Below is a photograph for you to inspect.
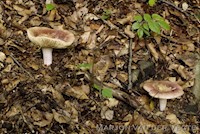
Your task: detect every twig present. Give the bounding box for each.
[10,53,34,79]
[159,0,200,24]
[128,38,133,90]
[159,0,188,16]
[20,110,35,133]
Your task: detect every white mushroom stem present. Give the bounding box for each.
[159,99,167,111]
[42,48,53,66]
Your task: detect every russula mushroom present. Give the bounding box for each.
[27,27,75,66]
[143,80,184,111]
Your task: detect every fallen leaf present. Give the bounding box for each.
[52,109,71,124]
[33,112,53,127]
[65,86,89,100]
[100,106,114,120]
[6,104,21,117]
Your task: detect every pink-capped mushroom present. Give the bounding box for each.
[27,27,75,66]
[143,80,184,111]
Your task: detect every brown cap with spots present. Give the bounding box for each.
[27,27,75,48]
[143,80,184,99]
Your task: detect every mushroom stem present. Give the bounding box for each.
[42,48,53,66]
[159,99,167,111]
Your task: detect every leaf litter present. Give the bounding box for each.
[0,0,200,133]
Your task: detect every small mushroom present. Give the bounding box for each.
[143,80,184,111]
[27,27,75,66]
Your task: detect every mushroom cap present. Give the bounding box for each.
[27,27,75,49]
[143,80,184,99]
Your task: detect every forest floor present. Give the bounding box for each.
[0,0,200,133]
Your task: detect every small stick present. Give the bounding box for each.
[128,38,133,90]
[159,0,187,15]
[10,53,34,79]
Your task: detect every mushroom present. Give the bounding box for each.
[27,27,75,66]
[143,80,184,111]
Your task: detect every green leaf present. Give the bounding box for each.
[137,28,144,38]
[102,88,113,98]
[148,20,160,34]
[144,14,152,22]
[46,4,55,11]
[142,22,149,31]
[143,29,150,36]
[77,63,92,70]
[134,15,143,22]
[152,14,164,21]
[132,22,141,30]
[148,0,157,6]
[158,20,170,30]
[93,84,101,91]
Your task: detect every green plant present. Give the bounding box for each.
[132,13,170,38]
[93,84,113,98]
[101,9,111,20]
[46,4,55,11]
[148,0,157,6]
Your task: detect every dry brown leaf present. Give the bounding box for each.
[33,112,53,127]
[0,52,6,62]
[64,101,78,123]
[116,71,128,83]
[27,62,39,70]
[52,109,71,124]
[87,33,97,49]
[93,55,112,81]
[133,112,156,134]
[105,98,119,108]
[100,106,114,120]
[81,31,91,44]
[5,79,20,92]
[51,87,65,106]
[147,43,159,61]
[124,25,135,38]
[6,104,21,117]
[166,113,190,134]
[30,108,43,122]
[116,12,134,25]
[168,64,190,79]
[81,84,90,95]
[136,95,154,111]
[65,86,89,100]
